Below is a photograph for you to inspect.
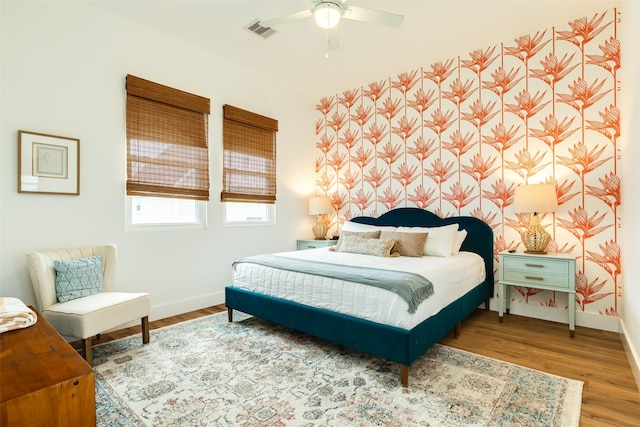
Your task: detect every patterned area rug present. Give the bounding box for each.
[94,312,582,426]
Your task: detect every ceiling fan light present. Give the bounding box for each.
[314,2,341,29]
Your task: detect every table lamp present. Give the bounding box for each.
[308,196,332,240]
[512,183,558,254]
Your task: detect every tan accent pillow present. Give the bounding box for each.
[336,235,396,257]
[331,230,381,252]
[380,231,428,257]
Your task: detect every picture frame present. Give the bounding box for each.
[18,130,80,195]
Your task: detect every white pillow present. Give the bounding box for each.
[397,223,459,257]
[341,221,396,233]
[452,229,468,254]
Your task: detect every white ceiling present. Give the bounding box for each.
[90,0,616,100]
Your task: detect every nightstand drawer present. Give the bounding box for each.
[502,269,570,289]
[503,257,569,275]
[297,239,337,250]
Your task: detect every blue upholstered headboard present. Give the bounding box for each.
[350,208,495,292]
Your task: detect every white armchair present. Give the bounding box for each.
[26,244,150,365]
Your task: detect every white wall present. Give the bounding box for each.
[0,1,317,320]
[620,0,640,390]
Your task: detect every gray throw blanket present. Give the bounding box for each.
[233,254,434,314]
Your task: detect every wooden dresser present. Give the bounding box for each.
[0,307,96,426]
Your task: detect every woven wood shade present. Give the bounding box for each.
[221,105,278,204]
[126,75,210,201]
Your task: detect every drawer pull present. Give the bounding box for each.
[308,245,317,249]
[525,275,544,281]
[525,263,544,268]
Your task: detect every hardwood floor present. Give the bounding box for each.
[89,305,640,426]
[440,310,640,426]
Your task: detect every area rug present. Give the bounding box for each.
[94,312,582,426]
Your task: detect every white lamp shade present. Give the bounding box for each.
[512,184,558,214]
[314,2,341,29]
[308,196,332,215]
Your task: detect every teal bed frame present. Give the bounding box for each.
[225,208,494,386]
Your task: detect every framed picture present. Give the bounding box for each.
[18,130,80,195]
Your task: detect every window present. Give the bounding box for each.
[221,105,278,225]
[224,202,273,225]
[127,196,206,228]
[125,75,210,228]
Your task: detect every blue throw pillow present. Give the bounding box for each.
[54,255,105,302]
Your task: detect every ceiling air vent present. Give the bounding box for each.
[247,20,276,39]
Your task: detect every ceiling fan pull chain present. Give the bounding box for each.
[325,30,329,59]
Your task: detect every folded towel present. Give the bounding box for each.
[0,297,37,334]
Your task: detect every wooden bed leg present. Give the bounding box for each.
[227,307,233,322]
[400,365,409,387]
[454,323,461,338]
[485,298,490,310]
[141,316,150,344]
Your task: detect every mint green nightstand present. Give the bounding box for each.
[498,251,577,337]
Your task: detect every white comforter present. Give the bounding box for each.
[232,248,485,330]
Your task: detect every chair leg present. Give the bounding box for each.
[141,316,150,344]
[82,338,93,366]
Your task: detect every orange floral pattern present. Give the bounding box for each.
[314,8,621,321]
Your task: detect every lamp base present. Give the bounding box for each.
[521,223,551,254]
[312,224,328,240]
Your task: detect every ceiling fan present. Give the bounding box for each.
[258,0,404,52]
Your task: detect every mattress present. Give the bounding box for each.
[231,247,485,330]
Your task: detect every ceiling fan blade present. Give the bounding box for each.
[342,5,404,27]
[260,9,313,28]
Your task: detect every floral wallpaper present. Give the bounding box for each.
[314,8,621,320]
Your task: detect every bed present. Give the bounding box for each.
[225,207,494,386]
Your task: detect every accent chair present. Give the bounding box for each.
[26,244,150,365]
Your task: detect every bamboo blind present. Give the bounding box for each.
[221,104,278,204]
[126,75,210,200]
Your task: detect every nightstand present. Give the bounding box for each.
[296,239,337,250]
[498,251,576,337]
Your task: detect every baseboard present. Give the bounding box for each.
[620,318,640,392]
[121,294,619,333]
[102,291,225,332]
[487,299,620,332]
[150,291,225,321]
